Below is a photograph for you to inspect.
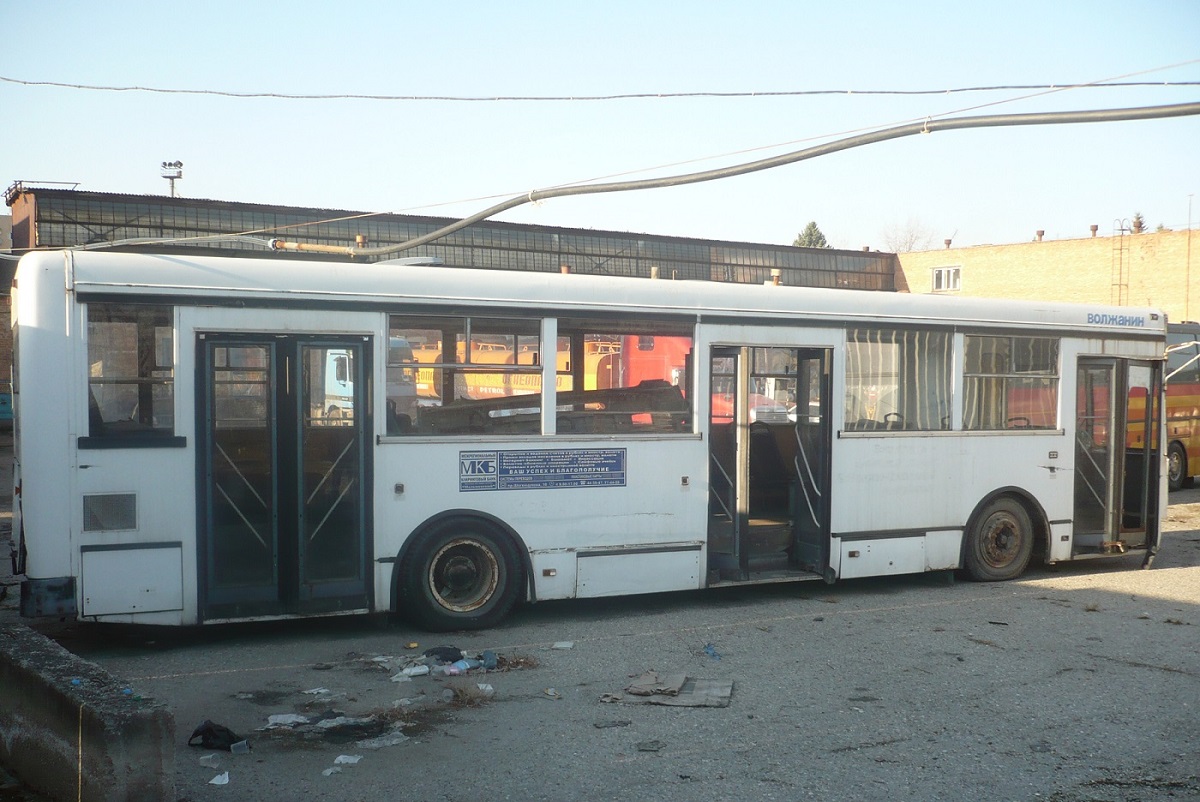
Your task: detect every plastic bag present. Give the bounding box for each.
[188,720,247,752]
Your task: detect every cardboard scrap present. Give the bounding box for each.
[600,670,733,708]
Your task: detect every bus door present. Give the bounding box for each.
[1073,357,1162,558]
[198,334,372,620]
[792,349,833,579]
[708,346,832,580]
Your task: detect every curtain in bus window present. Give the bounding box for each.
[387,315,542,436]
[86,303,174,437]
[963,336,1059,430]
[554,321,693,434]
[844,329,950,431]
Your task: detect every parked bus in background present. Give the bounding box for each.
[11,250,1167,631]
[1165,322,1200,490]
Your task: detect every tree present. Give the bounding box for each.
[882,217,935,253]
[1131,212,1147,234]
[793,221,831,249]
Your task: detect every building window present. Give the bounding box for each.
[963,336,1059,430]
[932,266,961,292]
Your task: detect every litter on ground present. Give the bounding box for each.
[600,670,733,708]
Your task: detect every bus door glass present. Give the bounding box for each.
[199,334,371,620]
[792,349,832,579]
[708,346,831,580]
[1073,358,1161,554]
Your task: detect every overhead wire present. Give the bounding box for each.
[10,61,1196,254]
[264,63,1200,237]
[2,76,1197,102]
[235,65,1200,242]
[269,101,1200,257]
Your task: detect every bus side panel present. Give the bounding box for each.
[73,448,196,624]
[374,438,708,605]
[830,432,1069,571]
[14,254,77,606]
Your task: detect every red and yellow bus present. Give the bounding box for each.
[1166,322,1200,490]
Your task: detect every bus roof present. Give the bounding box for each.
[21,249,1167,337]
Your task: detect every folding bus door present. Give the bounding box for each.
[198,334,372,620]
[1073,357,1162,558]
[707,346,832,581]
[791,349,833,580]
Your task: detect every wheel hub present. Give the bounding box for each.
[983,514,1021,566]
[428,538,500,613]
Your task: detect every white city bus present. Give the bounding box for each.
[11,250,1167,630]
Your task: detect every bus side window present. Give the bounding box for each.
[844,328,950,432]
[85,302,175,438]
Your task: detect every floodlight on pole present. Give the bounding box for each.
[160,160,183,197]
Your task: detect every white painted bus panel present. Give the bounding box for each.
[12,253,74,582]
[838,538,925,579]
[526,551,578,601]
[80,545,184,617]
[576,547,702,598]
[73,449,197,622]
[924,530,963,571]
[63,252,1165,337]
[375,437,707,597]
[1048,521,1075,562]
[831,433,1068,539]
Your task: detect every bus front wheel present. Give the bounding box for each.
[964,497,1033,582]
[400,519,522,631]
[1168,442,1189,491]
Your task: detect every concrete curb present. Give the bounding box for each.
[0,624,175,801]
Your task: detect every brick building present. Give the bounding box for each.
[897,228,1197,323]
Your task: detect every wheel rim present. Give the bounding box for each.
[1169,448,1183,484]
[980,510,1024,568]
[427,537,500,613]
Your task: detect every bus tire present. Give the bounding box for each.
[400,518,522,631]
[963,496,1033,582]
[1167,442,1188,491]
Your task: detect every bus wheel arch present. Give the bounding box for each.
[1167,441,1190,491]
[394,511,530,631]
[962,490,1045,581]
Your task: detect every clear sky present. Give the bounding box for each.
[2,1,1197,252]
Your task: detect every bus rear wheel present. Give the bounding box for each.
[1167,442,1189,491]
[400,519,522,631]
[964,497,1033,582]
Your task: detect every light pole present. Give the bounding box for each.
[160,160,183,197]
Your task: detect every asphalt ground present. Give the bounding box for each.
[1,439,1198,801]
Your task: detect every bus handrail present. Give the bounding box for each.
[793,425,821,527]
[709,452,734,521]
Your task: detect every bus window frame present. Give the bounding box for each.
[79,302,185,450]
